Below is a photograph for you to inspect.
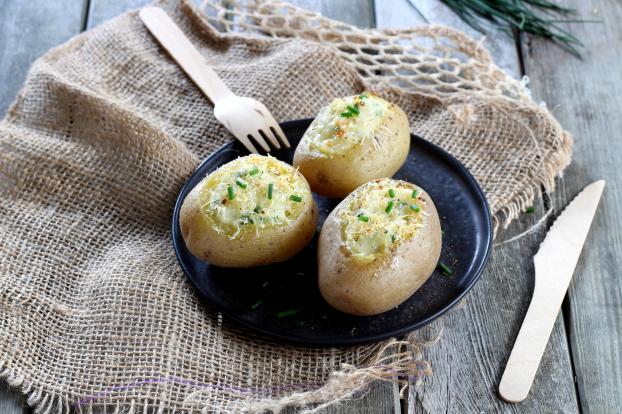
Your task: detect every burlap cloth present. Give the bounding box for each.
[0,0,572,412]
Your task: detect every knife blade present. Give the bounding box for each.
[498,180,605,403]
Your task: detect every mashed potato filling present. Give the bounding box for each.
[199,155,308,238]
[338,179,426,260]
[306,93,391,156]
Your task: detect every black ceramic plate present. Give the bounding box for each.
[172,119,492,346]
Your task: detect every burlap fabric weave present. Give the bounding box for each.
[0,0,572,412]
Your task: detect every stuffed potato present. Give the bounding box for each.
[180,155,318,267]
[318,178,441,315]
[293,92,410,198]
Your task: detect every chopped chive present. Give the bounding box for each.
[290,195,302,203]
[236,177,247,189]
[411,189,419,198]
[359,93,368,99]
[340,111,354,118]
[261,281,269,288]
[385,200,394,214]
[437,261,454,276]
[526,206,535,214]
[251,299,264,310]
[249,167,259,176]
[253,205,262,213]
[227,186,234,200]
[347,104,360,115]
[388,188,396,198]
[410,204,420,212]
[391,234,396,243]
[240,214,254,224]
[276,309,300,318]
[267,183,274,199]
[358,214,369,222]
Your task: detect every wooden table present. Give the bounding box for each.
[1,0,619,412]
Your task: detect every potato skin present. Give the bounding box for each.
[179,176,318,268]
[293,102,410,198]
[318,185,442,316]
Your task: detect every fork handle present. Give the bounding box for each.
[139,7,233,103]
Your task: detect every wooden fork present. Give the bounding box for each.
[139,7,290,154]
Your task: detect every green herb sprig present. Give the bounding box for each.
[409,0,597,56]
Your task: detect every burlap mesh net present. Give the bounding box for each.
[0,0,571,412]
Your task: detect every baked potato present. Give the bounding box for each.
[180,154,318,267]
[318,178,441,315]
[293,92,410,198]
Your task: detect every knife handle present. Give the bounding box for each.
[498,289,563,403]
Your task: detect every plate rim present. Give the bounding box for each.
[171,118,493,346]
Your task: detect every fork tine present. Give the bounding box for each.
[260,129,281,150]
[236,134,259,154]
[249,132,271,152]
[269,123,290,148]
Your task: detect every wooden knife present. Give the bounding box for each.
[499,180,606,403]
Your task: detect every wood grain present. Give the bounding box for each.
[0,0,85,116]
[522,0,622,412]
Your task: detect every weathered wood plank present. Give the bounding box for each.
[375,1,579,412]
[290,0,375,28]
[86,0,151,28]
[0,0,85,116]
[0,382,27,414]
[522,0,622,412]
[0,2,86,413]
[374,0,521,79]
[405,202,579,413]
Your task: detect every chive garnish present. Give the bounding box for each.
[359,93,368,99]
[388,188,395,198]
[253,205,262,213]
[267,183,274,199]
[227,186,234,200]
[236,177,247,189]
[358,214,369,222]
[411,189,419,198]
[347,104,360,115]
[410,204,420,212]
[391,234,396,243]
[385,200,394,214]
[290,195,302,202]
[276,309,299,318]
[526,206,535,214]
[437,261,454,276]
[249,167,259,176]
[340,111,354,118]
[251,299,264,310]
[261,281,269,288]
